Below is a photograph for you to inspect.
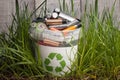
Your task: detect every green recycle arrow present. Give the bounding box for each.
[44,53,66,72]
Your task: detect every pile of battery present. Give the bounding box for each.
[29,8,81,47]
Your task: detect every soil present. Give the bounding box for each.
[0,75,96,80]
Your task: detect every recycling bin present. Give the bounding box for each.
[35,28,82,76]
[29,8,82,76]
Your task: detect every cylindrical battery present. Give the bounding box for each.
[62,23,82,31]
[43,39,60,47]
[46,22,63,25]
[45,18,66,23]
[48,19,80,29]
[48,24,68,29]
[67,19,80,26]
[52,12,59,18]
[45,18,67,26]
[54,8,76,21]
[58,12,75,21]
[29,22,48,41]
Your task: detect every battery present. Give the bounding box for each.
[54,8,76,21]
[29,22,48,41]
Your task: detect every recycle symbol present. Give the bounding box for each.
[44,53,66,72]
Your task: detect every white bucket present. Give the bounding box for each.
[33,25,82,76]
[37,44,78,76]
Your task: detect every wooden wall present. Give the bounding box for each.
[0,0,120,32]
[35,0,81,18]
[0,0,15,32]
[81,0,120,18]
[0,0,34,33]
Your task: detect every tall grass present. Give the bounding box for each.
[0,0,47,79]
[76,0,120,79]
[58,0,75,16]
[0,0,120,79]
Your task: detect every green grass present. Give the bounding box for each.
[58,0,75,16]
[0,0,120,79]
[0,0,46,79]
[76,0,120,79]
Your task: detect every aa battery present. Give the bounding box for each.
[29,22,48,41]
[67,19,80,26]
[62,23,82,31]
[49,19,80,29]
[54,8,76,21]
[52,12,59,18]
[49,27,59,31]
[45,18,66,23]
[45,18,67,25]
[48,24,68,29]
[43,39,60,47]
